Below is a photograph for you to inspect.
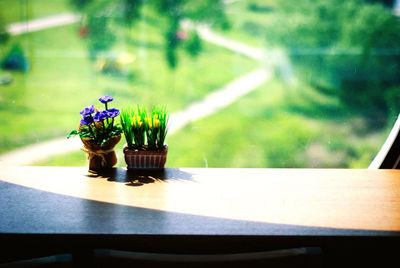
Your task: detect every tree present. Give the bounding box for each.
[77,0,142,60]
[69,0,93,10]
[268,0,400,124]
[72,0,228,69]
[366,0,396,7]
[1,44,29,72]
[145,0,229,68]
[0,14,9,45]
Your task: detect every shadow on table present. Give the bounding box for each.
[85,168,194,186]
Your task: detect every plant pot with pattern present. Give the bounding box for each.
[121,106,169,171]
[68,95,122,173]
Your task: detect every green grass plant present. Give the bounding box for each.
[146,106,168,150]
[120,107,135,149]
[121,105,169,150]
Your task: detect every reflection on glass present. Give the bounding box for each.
[0,0,399,168]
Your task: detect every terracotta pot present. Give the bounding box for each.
[81,135,121,172]
[123,145,168,170]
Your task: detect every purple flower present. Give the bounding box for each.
[99,95,113,104]
[93,110,109,122]
[80,116,94,125]
[80,105,94,116]
[107,108,120,118]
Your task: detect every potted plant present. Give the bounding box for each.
[120,106,169,170]
[68,95,122,172]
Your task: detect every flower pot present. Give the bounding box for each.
[123,145,168,170]
[81,135,121,172]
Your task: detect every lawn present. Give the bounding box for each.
[218,0,279,47]
[35,77,389,168]
[167,78,388,168]
[0,0,71,24]
[0,2,257,154]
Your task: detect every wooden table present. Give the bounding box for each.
[1,166,400,266]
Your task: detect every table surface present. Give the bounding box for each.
[1,166,400,237]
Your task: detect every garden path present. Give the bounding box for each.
[0,13,273,165]
[6,13,80,35]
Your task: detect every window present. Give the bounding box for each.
[0,0,399,168]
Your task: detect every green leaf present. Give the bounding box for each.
[67,130,79,139]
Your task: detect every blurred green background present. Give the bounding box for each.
[0,0,399,168]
